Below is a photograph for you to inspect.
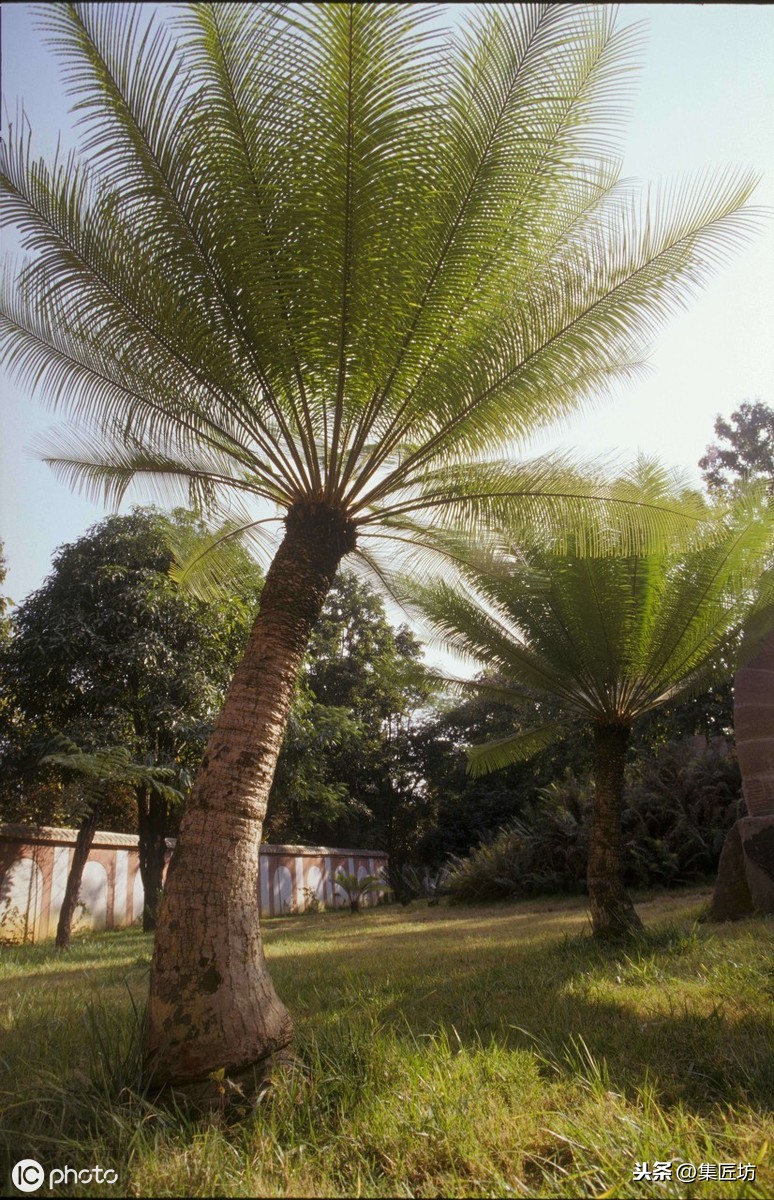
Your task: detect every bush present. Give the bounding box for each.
[622,737,743,887]
[445,739,743,903]
[388,863,451,906]
[445,777,591,903]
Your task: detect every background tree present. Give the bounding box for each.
[0,2,758,1088]
[267,573,434,852]
[0,509,261,928]
[0,542,11,645]
[40,739,181,949]
[410,685,593,866]
[409,471,774,937]
[699,400,774,495]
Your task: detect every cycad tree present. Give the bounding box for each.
[0,3,760,1087]
[409,472,774,937]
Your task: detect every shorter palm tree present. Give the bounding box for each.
[409,470,774,937]
[333,870,390,914]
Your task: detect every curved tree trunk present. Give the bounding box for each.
[56,807,99,950]
[137,784,169,933]
[143,503,356,1093]
[588,722,643,938]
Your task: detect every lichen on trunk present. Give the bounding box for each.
[143,503,356,1093]
[588,722,643,939]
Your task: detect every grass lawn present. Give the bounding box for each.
[1,889,772,1197]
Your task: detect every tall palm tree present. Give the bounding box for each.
[0,3,761,1088]
[408,470,774,938]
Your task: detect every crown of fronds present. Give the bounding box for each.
[0,3,763,594]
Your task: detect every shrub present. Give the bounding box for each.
[622,737,743,886]
[445,739,742,902]
[445,777,591,903]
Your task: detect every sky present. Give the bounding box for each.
[1,3,773,610]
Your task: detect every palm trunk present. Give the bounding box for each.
[588,722,643,938]
[137,784,168,933]
[56,807,99,950]
[144,503,356,1093]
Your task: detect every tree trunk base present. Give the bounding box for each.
[152,1047,307,1115]
[588,884,644,940]
[708,815,774,920]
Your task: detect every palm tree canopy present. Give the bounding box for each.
[0,2,762,583]
[405,467,774,775]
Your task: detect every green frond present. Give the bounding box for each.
[366,454,708,558]
[406,467,774,738]
[41,736,183,806]
[166,510,280,603]
[467,721,568,777]
[1,3,762,595]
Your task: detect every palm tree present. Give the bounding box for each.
[408,470,774,937]
[0,3,760,1087]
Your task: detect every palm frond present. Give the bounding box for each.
[467,721,568,777]
[166,510,281,602]
[365,454,708,558]
[0,3,763,610]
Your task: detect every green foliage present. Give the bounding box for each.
[0,3,761,585]
[0,508,260,826]
[333,869,390,913]
[445,777,592,903]
[623,739,743,887]
[409,687,594,865]
[699,400,774,495]
[387,862,451,906]
[445,739,742,901]
[408,466,774,776]
[0,540,11,644]
[40,736,183,816]
[266,572,435,849]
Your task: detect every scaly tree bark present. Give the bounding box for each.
[145,504,356,1088]
[588,724,643,938]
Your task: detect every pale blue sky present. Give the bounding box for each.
[1,3,773,607]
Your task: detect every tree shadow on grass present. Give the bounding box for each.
[270,913,774,1116]
[2,906,772,1150]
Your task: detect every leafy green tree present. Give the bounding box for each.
[410,472,774,937]
[699,401,774,495]
[268,573,433,849]
[0,3,758,1086]
[0,542,11,645]
[1,509,260,928]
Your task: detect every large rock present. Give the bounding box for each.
[709,636,774,920]
[709,816,774,920]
